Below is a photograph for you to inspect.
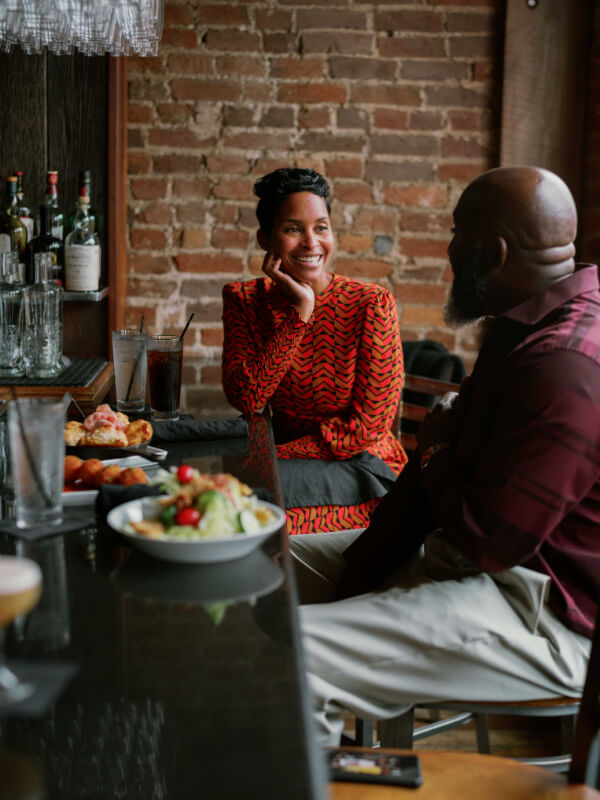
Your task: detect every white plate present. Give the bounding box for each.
[106,496,286,564]
[62,456,159,507]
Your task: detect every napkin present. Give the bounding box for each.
[151,417,248,443]
[278,452,397,507]
[95,483,163,518]
[0,511,95,542]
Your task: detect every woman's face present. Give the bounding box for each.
[265,192,335,285]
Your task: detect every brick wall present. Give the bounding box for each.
[126,0,504,419]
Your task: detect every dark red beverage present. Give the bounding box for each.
[147,338,183,420]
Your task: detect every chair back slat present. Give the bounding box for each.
[398,374,461,452]
[568,605,600,787]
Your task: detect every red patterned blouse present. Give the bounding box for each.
[222,274,407,532]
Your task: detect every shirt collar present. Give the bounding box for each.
[501,263,599,325]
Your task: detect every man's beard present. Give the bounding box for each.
[444,247,489,328]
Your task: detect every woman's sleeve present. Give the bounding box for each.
[221,283,309,415]
[277,288,404,460]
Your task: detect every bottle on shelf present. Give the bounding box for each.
[0,176,27,282]
[26,205,64,286]
[67,170,101,237]
[24,252,63,378]
[13,171,34,242]
[64,195,101,291]
[42,170,65,241]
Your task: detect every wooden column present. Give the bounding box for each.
[107,56,127,347]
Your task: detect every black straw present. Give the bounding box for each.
[125,318,146,403]
[9,388,54,509]
[179,313,194,342]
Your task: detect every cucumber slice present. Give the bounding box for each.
[238,509,261,533]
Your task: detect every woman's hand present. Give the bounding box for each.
[262,251,315,322]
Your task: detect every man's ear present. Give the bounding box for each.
[257,229,269,251]
[488,234,508,275]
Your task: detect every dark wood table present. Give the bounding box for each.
[0,411,328,799]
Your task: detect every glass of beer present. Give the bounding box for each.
[0,555,42,704]
[147,334,183,421]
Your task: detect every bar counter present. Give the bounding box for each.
[0,410,328,799]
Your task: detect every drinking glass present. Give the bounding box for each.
[7,397,65,529]
[112,328,147,413]
[0,555,42,704]
[147,335,183,421]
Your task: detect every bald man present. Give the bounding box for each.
[290,167,600,745]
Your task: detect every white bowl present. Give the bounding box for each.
[106,496,286,563]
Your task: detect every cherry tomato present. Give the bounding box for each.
[177,464,195,484]
[175,508,201,527]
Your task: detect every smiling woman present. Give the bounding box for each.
[221,168,407,535]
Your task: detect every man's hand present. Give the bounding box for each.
[416,390,459,452]
[262,251,315,322]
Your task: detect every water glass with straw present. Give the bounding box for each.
[112,317,147,414]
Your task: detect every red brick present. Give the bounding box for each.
[366,161,435,183]
[299,108,331,128]
[175,253,243,273]
[224,131,292,150]
[176,203,207,224]
[172,179,211,199]
[166,54,212,75]
[425,86,489,108]
[128,104,154,124]
[206,155,248,175]
[438,163,487,182]
[197,4,249,26]
[448,110,481,131]
[395,283,448,304]
[473,61,497,82]
[335,257,392,278]
[374,109,408,130]
[147,128,201,148]
[244,82,273,103]
[401,211,453,234]
[278,83,346,104]
[128,277,178,298]
[330,57,396,81]
[450,35,497,59]
[213,180,253,201]
[263,33,297,54]
[128,255,172,275]
[372,134,438,157]
[401,305,445,326]
[401,265,444,282]
[180,228,208,249]
[127,153,152,175]
[164,4,194,26]
[251,157,290,175]
[202,365,222,385]
[401,238,448,259]
[127,129,144,149]
[128,79,169,102]
[213,204,238,224]
[301,31,374,55]
[442,136,489,158]
[409,110,444,131]
[130,178,167,200]
[298,132,363,153]
[217,56,266,78]
[137,204,172,225]
[180,278,229,300]
[201,328,224,348]
[255,9,293,30]
[270,58,325,80]
[260,106,295,128]
[211,229,249,249]
[204,30,260,52]
[160,28,197,48]
[333,181,373,204]
[153,154,204,174]
[375,10,443,32]
[354,209,398,234]
[223,106,254,127]
[125,305,157,327]
[297,9,366,29]
[130,228,167,250]
[170,79,241,102]
[425,0,496,5]
[326,158,363,179]
[401,61,470,81]
[350,85,420,105]
[127,56,164,74]
[447,10,498,33]
[378,36,445,59]
[424,329,456,352]
[338,234,372,254]
[156,103,193,124]
[385,185,448,208]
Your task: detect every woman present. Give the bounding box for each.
[222,168,407,533]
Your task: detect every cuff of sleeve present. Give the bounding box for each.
[420,442,450,471]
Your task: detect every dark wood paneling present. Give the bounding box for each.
[500,0,593,206]
[0,49,46,211]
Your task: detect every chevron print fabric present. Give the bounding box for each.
[222,274,408,533]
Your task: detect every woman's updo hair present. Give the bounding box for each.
[254,168,331,234]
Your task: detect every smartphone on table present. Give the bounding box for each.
[327,747,423,787]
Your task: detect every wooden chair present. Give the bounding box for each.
[331,607,600,798]
[397,374,461,453]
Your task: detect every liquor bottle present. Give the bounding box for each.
[64,195,101,291]
[13,171,34,242]
[67,170,101,236]
[0,176,27,281]
[26,205,64,286]
[24,252,63,378]
[42,171,65,241]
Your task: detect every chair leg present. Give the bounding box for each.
[355,718,374,747]
[474,713,491,754]
[379,708,415,749]
[560,714,577,753]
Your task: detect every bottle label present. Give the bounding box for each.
[65,244,101,291]
[52,222,63,240]
[18,216,34,242]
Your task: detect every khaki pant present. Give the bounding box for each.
[290,530,591,746]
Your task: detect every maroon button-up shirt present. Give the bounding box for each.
[346,265,600,638]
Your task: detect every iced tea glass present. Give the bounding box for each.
[147,335,183,421]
